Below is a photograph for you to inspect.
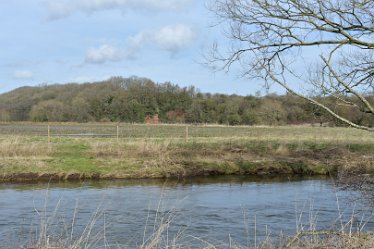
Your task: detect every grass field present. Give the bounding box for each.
[0,123,373,181]
[1,122,374,142]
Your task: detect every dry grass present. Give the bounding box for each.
[19,205,374,249]
[0,124,373,180]
[11,182,374,249]
[0,135,55,158]
[22,230,374,249]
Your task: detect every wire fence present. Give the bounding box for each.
[0,122,372,144]
[0,123,255,138]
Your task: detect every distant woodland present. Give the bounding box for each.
[1,76,373,126]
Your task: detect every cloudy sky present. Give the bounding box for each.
[0,0,271,95]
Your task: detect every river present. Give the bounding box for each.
[0,176,372,248]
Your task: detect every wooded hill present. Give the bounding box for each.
[0,76,373,126]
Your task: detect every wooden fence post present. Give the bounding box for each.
[185,125,189,142]
[116,125,119,141]
[48,125,51,143]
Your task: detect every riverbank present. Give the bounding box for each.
[268,232,374,249]
[22,232,374,249]
[0,124,373,182]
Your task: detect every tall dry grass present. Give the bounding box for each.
[21,211,374,249]
[0,136,54,158]
[17,190,374,249]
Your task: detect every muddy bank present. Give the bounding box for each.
[0,156,364,183]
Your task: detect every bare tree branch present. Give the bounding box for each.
[209,0,374,130]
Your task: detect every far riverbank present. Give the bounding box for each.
[0,123,373,182]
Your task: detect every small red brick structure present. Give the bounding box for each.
[145,114,159,124]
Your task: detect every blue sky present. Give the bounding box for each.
[0,0,276,95]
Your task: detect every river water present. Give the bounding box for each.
[0,176,372,248]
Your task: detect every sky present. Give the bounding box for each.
[0,0,276,95]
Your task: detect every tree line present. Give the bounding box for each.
[0,76,373,126]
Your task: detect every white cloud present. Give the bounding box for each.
[153,24,195,52]
[85,44,132,63]
[129,32,147,48]
[47,0,192,20]
[130,24,195,53]
[13,70,33,80]
[86,24,195,64]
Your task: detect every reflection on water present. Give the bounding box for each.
[0,176,372,248]
[0,175,329,190]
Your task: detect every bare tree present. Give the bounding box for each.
[209,0,374,130]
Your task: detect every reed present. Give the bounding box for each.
[16,197,374,249]
[0,135,54,158]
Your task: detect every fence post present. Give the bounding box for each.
[116,125,119,141]
[185,125,189,142]
[48,124,51,143]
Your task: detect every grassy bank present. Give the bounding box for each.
[0,124,373,181]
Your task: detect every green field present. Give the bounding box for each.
[0,123,373,181]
